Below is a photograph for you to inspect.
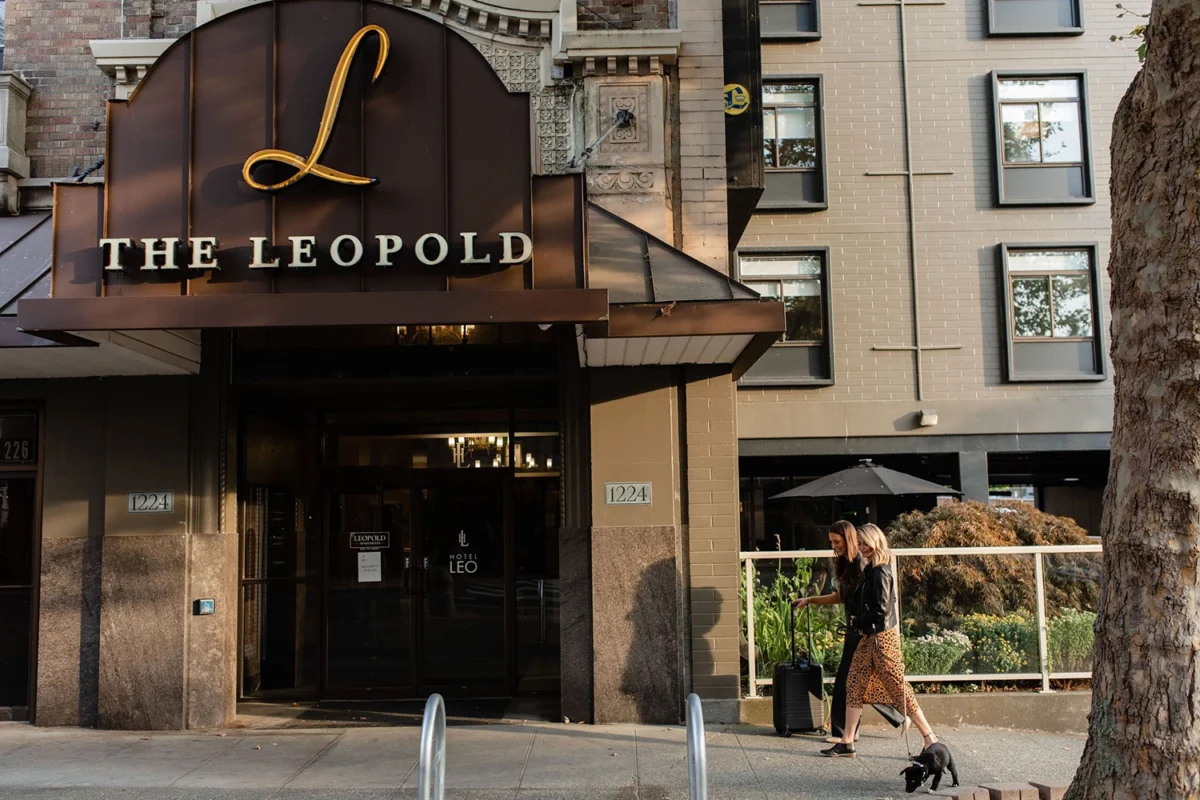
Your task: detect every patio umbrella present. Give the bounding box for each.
[771,459,961,499]
[770,459,960,522]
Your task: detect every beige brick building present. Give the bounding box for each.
[0,0,1136,729]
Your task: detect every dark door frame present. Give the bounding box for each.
[320,464,516,701]
[0,407,43,722]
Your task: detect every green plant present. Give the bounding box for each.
[901,628,972,675]
[739,559,845,681]
[1047,608,1096,673]
[960,613,1038,674]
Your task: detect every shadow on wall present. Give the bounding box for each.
[618,557,713,725]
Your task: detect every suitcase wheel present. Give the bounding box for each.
[782,729,793,738]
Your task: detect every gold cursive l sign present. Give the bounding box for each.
[242,25,390,192]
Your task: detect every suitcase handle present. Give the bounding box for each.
[790,602,817,666]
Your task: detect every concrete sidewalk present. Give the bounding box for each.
[0,721,1083,800]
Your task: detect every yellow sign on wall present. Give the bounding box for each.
[724,83,750,116]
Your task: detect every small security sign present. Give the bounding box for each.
[724,83,750,116]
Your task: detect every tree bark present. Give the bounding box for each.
[1066,2,1200,797]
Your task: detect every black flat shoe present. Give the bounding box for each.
[821,743,857,758]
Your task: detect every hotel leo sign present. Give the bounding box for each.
[97,24,533,274]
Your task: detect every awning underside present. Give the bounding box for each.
[582,203,783,377]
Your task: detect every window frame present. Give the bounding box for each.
[736,246,834,387]
[998,242,1107,383]
[760,0,822,41]
[758,75,828,211]
[986,0,1085,37]
[991,71,1096,206]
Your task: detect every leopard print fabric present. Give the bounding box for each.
[845,627,919,716]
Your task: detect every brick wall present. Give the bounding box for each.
[577,0,669,31]
[5,0,194,178]
[686,367,741,700]
[736,0,1146,438]
[677,0,729,272]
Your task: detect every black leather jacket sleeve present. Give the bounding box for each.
[853,564,898,635]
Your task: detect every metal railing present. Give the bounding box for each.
[417,694,447,800]
[742,544,1102,698]
[686,693,707,800]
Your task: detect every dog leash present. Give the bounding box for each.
[870,631,915,758]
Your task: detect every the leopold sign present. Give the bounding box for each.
[97,232,534,272]
[37,0,594,313]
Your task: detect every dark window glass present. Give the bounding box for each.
[990,0,1081,34]
[0,478,35,586]
[995,75,1091,203]
[761,0,819,36]
[0,476,35,708]
[763,84,818,171]
[760,81,825,207]
[999,79,1083,166]
[1008,249,1094,340]
[741,254,825,343]
[1004,246,1102,381]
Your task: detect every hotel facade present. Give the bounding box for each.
[0,0,1135,729]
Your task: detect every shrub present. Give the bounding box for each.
[901,628,972,675]
[1047,608,1096,673]
[886,501,1095,631]
[959,613,1038,674]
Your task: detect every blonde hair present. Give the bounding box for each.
[857,523,893,567]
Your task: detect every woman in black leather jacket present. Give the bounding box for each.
[822,523,939,758]
[793,521,904,743]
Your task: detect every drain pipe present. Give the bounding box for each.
[898,0,923,402]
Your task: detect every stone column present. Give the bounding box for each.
[35,381,107,727]
[684,367,741,713]
[589,368,686,724]
[96,377,192,730]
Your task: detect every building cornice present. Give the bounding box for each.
[89,39,174,100]
[555,29,682,76]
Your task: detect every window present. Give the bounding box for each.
[761,0,821,39]
[999,244,1105,381]
[737,249,832,385]
[987,0,1083,36]
[759,78,827,209]
[992,73,1094,205]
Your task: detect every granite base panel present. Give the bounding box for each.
[591,525,682,725]
[98,534,188,730]
[35,536,102,727]
[558,526,592,724]
[186,531,239,730]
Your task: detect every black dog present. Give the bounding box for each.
[901,741,959,793]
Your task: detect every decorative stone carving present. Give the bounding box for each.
[588,170,654,192]
[469,39,575,175]
[582,75,669,239]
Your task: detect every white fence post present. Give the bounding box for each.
[1034,553,1053,694]
[744,557,757,698]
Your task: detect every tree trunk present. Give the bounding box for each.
[1066,2,1200,797]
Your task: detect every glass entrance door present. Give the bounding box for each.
[0,477,37,710]
[326,485,416,694]
[418,480,508,694]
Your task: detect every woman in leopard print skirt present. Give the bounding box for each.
[822,523,938,758]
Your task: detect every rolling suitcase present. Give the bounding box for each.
[772,604,826,737]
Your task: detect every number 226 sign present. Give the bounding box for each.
[605,482,652,506]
